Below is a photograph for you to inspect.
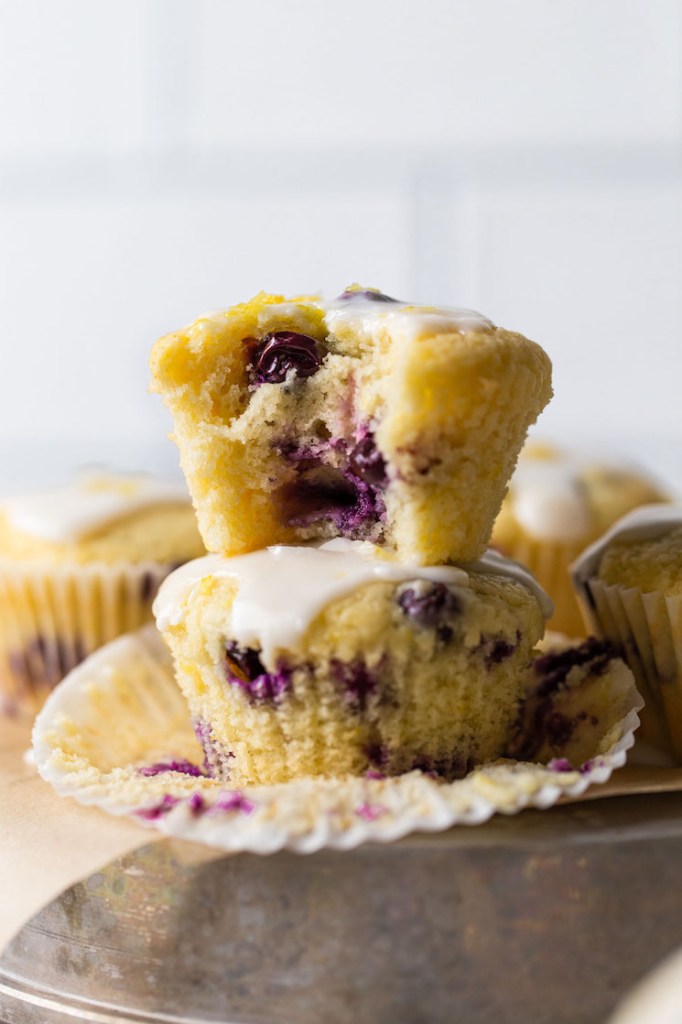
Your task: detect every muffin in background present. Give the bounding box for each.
[0,472,205,715]
[492,443,668,637]
[572,504,682,760]
[153,541,548,785]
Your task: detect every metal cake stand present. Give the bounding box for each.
[2,792,682,1024]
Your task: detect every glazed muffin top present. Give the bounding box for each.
[154,538,552,666]
[493,443,667,547]
[0,472,205,565]
[571,504,682,598]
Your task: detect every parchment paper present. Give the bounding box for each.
[4,713,682,953]
[0,716,156,952]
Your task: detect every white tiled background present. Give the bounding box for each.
[1,0,681,490]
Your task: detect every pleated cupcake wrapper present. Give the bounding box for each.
[501,536,588,638]
[32,626,643,854]
[0,561,171,716]
[582,578,682,759]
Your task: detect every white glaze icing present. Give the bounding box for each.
[1,473,191,544]
[153,539,551,668]
[191,290,494,346]
[509,459,593,542]
[571,503,682,594]
[325,293,494,340]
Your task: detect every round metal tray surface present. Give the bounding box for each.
[3,793,682,1024]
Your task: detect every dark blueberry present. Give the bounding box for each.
[349,433,388,488]
[408,752,475,782]
[245,332,323,385]
[331,658,378,712]
[533,637,614,697]
[543,710,576,749]
[476,630,521,670]
[14,633,88,690]
[506,637,614,762]
[365,741,390,770]
[225,642,292,704]
[337,287,401,303]
[225,641,268,682]
[398,583,461,630]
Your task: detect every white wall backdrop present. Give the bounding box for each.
[0,0,681,490]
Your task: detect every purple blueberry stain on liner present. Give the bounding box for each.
[208,791,257,816]
[135,794,181,821]
[356,802,385,822]
[138,759,205,778]
[245,332,323,386]
[547,758,575,773]
[187,793,205,815]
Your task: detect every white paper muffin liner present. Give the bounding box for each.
[0,560,172,715]
[498,536,588,638]
[581,578,682,758]
[31,626,643,853]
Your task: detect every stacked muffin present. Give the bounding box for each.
[150,286,555,784]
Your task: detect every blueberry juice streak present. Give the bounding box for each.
[278,428,389,541]
[225,641,292,703]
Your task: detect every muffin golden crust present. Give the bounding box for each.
[151,287,552,565]
[598,526,682,595]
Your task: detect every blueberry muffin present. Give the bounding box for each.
[572,504,682,759]
[492,443,667,636]
[0,472,205,714]
[150,286,552,565]
[153,540,549,785]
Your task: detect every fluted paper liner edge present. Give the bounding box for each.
[32,626,643,858]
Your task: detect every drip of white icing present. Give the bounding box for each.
[325,294,494,339]
[571,503,682,594]
[153,539,551,668]
[1,473,192,544]
[510,460,593,542]
[191,291,494,344]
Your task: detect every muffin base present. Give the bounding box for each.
[578,578,682,760]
